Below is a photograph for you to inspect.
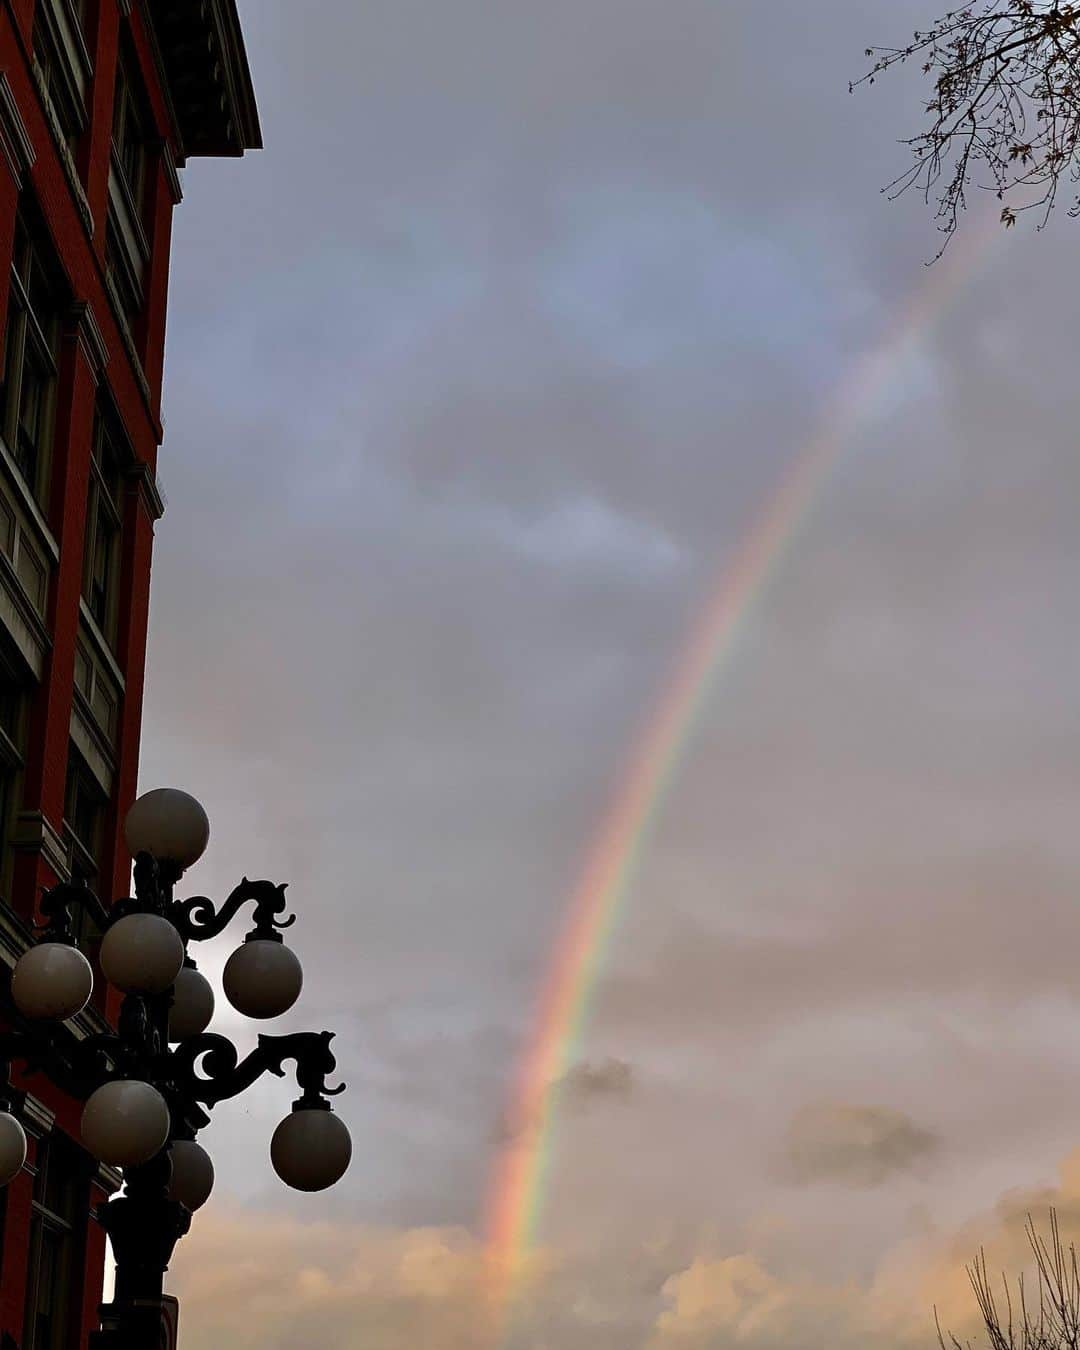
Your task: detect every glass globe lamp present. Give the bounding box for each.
[100,914,184,995]
[0,1112,26,1185]
[81,1080,170,1167]
[10,943,93,1021]
[167,1140,214,1211]
[270,1108,351,1192]
[223,939,302,1019]
[168,964,215,1041]
[124,789,210,871]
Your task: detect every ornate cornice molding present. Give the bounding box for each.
[66,301,111,382]
[147,1,261,158]
[125,460,166,522]
[11,810,71,883]
[138,4,187,165]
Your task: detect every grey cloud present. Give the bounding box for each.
[559,1057,635,1106]
[494,1058,635,1157]
[781,1103,940,1188]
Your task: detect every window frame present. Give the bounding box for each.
[0,214,64,510]
[82,411,125,647]
[111,42,153,224]
[24,1133,89,1350]
[31,0,93,170]
[64,748,106,887]
[0,646,28,902]
[63,748,107,953]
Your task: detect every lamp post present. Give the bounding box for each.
[0,788,351,1349]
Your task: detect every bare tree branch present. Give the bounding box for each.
[938,1212,1080,1350]
[854,3,1080,249]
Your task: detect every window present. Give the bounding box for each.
[64,751,104,887]
[64,751,106,949]
[0,214,64,507]
[32,2,88,166]
[104,218,141,338]
[83,412,125,644]
[112,46,151,218]
[0,648,28,897]
[24,1134,87,1350]
[107,46,153,344]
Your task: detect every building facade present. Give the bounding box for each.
[0,2,259,1345]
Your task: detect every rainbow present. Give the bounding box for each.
[482,214,1004,1339]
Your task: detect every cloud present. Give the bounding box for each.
[560,1057,635,1105]
[649,1251,885,1350]
[781,1103,940,1188]
[167,1201,658,1349]
[487,497,685,580]
[495,1057,636,1150]
[649,1152,1080,1350]
[168,1208,494,1350]
[169,1152,1080,1350]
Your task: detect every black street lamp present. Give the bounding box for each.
[0,788,351,1349]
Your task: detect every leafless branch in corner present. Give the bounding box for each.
[854,3,1080,251]
[937,1211,1080,1350]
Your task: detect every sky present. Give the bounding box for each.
[132,1,1080,1345]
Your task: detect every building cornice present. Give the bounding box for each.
[136,4,187,167]
[125,460,166,521]
[145,1,261,159]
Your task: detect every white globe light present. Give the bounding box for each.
[270,1109,351,1192]
[167,1140,214,1211]
[124,789,210,870]
[81,1080,170,1167]
[222,940,302,1020]
[100,914,184,995]
[168,965,215,1042]
[0,1112,26,1185]
[11,942,93,1021]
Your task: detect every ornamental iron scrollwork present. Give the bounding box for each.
[167,876,296,944]
[167,1030,344,1108]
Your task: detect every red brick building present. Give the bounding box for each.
[0,2,259,1345]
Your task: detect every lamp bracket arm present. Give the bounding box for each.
[168,878,295,944]
[168,1030,344,1107]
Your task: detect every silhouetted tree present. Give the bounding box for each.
[939,1211,1080,1350]
[855,3,1080,244]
